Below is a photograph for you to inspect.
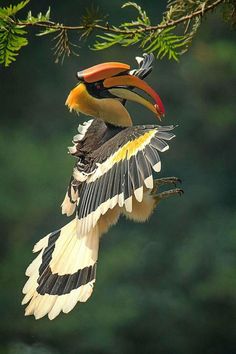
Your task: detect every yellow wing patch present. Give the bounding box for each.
[112,129,156,163]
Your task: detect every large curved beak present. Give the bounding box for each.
[103,74,165,120]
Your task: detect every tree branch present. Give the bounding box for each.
[14,0,225,34]
[0,0,229,67]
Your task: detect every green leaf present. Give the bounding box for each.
[122,2,150,25]
[142,26,188,61]
[0,22,28,67]
[0,0,30,18]
[26,7,51,24]
[36,27,59,37]
[93,33,124,50]
[0,0,30,67]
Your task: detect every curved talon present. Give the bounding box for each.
[175,188,184,196]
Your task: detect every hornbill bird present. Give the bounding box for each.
[22,54,182,320]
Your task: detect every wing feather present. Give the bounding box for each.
[75,125,176,235]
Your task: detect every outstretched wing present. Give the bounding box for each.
[75,124,176,235]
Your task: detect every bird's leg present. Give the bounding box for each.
[151,177,183,206]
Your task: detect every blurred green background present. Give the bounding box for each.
[0,1,236,353]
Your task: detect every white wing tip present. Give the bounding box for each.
[153,161,161,172]
[68,145,77,154]
[125,196,132,213]
[161,145,169,152]
[134,186,143,202]
[144,175,153,189]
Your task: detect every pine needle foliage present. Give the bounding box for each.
[80,4,106,39]
[51,29,80,64]
[0,0,233,67]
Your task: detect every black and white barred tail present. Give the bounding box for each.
[22,219,99,320]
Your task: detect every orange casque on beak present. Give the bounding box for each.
[77,62,130,83]
[103,75,165,119]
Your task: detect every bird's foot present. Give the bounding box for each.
[151,176,182,195]
[151,177,183,205]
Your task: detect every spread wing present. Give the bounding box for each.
[74,124,176,235]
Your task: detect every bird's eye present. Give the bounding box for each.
[85,82,104,98]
